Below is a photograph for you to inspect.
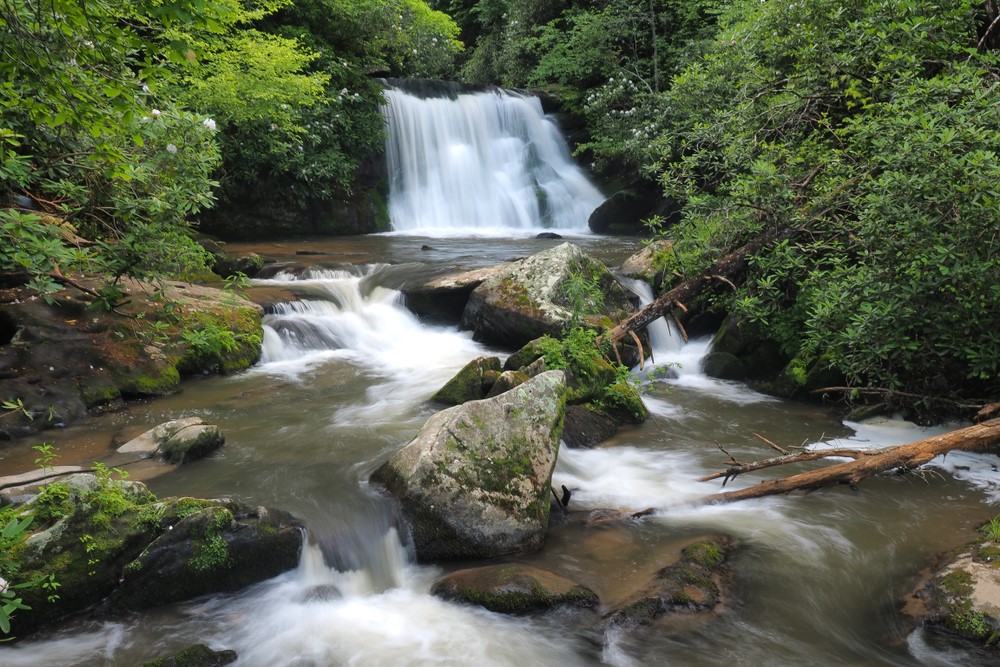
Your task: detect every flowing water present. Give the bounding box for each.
[1,87,998,666]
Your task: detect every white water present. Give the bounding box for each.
[4,244,1000,666]
[382,85,604,236]
[253,265,490,425]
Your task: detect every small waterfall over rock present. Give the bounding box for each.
[382,80,604,235]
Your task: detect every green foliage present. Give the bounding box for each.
[650,0,1000,415]
[981,516,1000,543]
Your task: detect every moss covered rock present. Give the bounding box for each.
[431,564,598,614]
[10,475,302,636]
[371,371,568,561]
[605,535,734,630]
[912,521,1000,647]
[460,243,636,349]
[430,356,503,405]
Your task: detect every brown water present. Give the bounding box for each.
[0,234,996,667]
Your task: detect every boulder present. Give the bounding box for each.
[605,536,733,630]
[562,404,620,449]
[372,370,568,561]
[431,564,598,614]
[485,370,529,398]
[11,475,303,635]
[402,265,511,321]
[460,243,636,349]
[620,239,673,289]
[907,524,1000,647]
[113,500,303,609]
[117,417,224,464]
[430,356,502,405]
[0,465,84,505]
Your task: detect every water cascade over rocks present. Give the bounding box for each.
[382,80,604,235]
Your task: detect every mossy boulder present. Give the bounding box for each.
[605,535,734,630]
[619,239,674,290]
[112,500,303,610]
[9,475,302,636]
[371,371,568,561]
[705,315,789,384]
[431,564,598,614]
[911,523,1000,647]
[460,243,636,349]
[430,356,503,405]
[485,370,530,398]
[562,404,620,449]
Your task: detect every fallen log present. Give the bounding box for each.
[705,418,1000,504]
[606,223,795,345]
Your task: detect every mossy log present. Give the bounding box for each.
[704,418,1000,503]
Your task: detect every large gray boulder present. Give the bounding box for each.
[460,243,636,348]
[372,370,568,561]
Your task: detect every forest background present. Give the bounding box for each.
[1,0,998,419]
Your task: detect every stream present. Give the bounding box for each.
[2,84,999,666]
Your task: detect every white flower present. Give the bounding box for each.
[166,143,177,154]
[203,118,216,131]
[0,576,7,594]
[142,84,150,93]
[151,109,161,118]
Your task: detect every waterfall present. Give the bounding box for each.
[382,81,604,235]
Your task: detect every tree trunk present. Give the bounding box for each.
[704,418,1000,504]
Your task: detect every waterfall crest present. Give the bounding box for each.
[382,82,604,235]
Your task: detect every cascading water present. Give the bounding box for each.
[382,81,605,235]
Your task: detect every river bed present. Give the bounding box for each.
[0,234,997,666]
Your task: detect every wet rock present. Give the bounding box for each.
[430,356,503,405]
[562,404,619,449]
[605,536,733,630]
[909,524,1000,647]
[117,417,224,464]
[460,243,636,349]
[113,500,303,610]
[372,370,568,561]
[402,264,510,321]
[11,475,303,635]
[535,232,563,240]
[143,643,237,667]
[0,466,85,505]
[0,280,263,440]
[485,370,530,398]
[620,239,673,289]
[432,564,598,614]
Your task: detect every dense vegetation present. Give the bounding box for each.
[1,0,997,410]
[0,0,460,302]
[450,0,1000,417]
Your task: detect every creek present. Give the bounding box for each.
[1,85,998,667]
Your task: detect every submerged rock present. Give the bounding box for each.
[432,564,598,614]
[605,536,734,630]
[372,370,568,561]
[143,643,238,667]
[460,243,636,349]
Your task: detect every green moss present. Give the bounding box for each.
[190,532,231,572]
[683,541,724,568]
[938,568,997,641]
[127,366,182,396]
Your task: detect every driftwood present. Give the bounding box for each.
[704,418,1000,504]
